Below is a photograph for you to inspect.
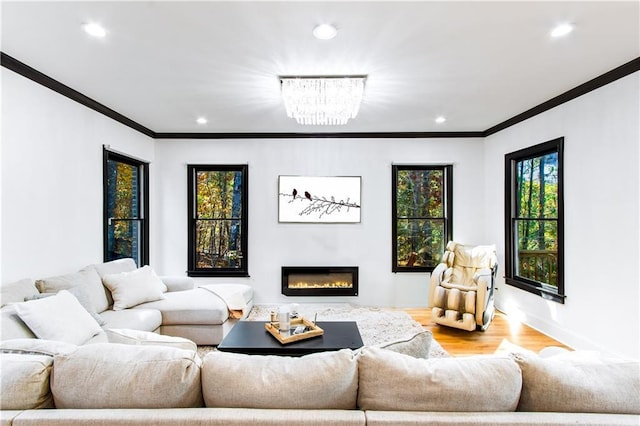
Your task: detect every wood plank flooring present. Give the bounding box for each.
[404,308,572,356]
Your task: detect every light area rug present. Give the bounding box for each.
[198,303,449,358]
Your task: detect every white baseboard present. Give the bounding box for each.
[496,302,625,359]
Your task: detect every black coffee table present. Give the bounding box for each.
[217,320,363,356]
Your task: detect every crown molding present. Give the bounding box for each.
[153,131,485,139]
[484,56,640,136]
[0,52,156,138]
[2,51,638,140]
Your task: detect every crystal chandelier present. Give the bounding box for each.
[280,76,366,126]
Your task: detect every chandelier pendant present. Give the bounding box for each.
[280,76,367,126]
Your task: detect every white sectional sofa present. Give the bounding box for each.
[0,258,254,346]
[0,343,638,425]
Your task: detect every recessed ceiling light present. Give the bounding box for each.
[435,116,447,124]
[313,24,337,40]
[196,117,208,125]
[82,22,107,38]
[551,23,574,38]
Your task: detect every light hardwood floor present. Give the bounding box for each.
[405,308,571,356]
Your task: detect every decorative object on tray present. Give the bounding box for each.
[265,317,324,344]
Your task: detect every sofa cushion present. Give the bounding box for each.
[161,276,195,292]
[514,352,640,414]
[100,308,162,331]
[14,290,103,345]
[202,349,358,409]
[10,408,368,425]
[102,266,167,310]
[0,353,54,409]
[0,338,78,357]
[364,411,640,425]
[378,330,432,358]
[36,267,110,313]
[135,288,229,325]
[52,343,202,408]
[92,257,137,278]
[0,278,39,307]
[106,328,197,353]
[357,347,521,411]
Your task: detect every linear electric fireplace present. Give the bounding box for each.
[282,266,359,297]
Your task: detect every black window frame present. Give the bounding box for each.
[187,164,249,277]
[102,147,149,267]
[392,164,453,273]
[504,137,565,303]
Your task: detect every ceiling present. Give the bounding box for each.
[1,1,638,135]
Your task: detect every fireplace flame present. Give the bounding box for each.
[289,281,353,289]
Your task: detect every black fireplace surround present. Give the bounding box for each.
[281,266,359,297]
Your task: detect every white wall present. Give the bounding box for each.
[1,69,155,281]
[484,73,640,360]
[4,61,637,359]
[152,137,486,307]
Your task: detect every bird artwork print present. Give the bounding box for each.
[278,176,361,222]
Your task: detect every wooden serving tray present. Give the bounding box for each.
[265,317,324,345]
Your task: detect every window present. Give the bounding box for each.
[187,165,248,277]
[505,137,564,303]
[392,165,453,272]
[103,148,149,266]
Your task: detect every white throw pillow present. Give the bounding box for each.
[27,284,106,326]
[14,290,103,345]
[102,266,166,311]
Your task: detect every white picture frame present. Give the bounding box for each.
[278,176,361,223]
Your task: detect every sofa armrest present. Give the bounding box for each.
[160,276,195,292]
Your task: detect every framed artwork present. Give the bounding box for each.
[278,176,361,223]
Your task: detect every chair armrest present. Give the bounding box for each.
[473,268,493,286]
[160,276,195,292]
[473,268,494,326]
[428,262,448,308]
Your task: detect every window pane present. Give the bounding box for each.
[396,169,444,218]
[515,152,558,219]
[515,219,558,287]
[105,152,146,267]
[195,220,243,269]
[505,138,563,302]
[396,219,445,268]
[188,165,247,277]
[107,219,141,265]
[106,161,139,219]
[196,171,243,219]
